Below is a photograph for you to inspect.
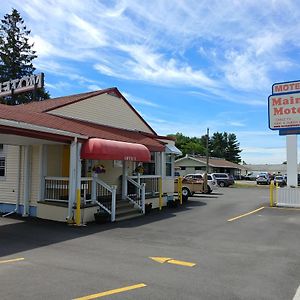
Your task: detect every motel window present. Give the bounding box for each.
[166,153,173,177]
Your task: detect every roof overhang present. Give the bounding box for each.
[80,138,151,162]
[165,144,182,155]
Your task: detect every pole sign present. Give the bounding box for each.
[0,73,44,97]
[269,79,300,132]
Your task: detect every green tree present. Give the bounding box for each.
[169,131,242,163]
[210,132,227,158]
[167,132,206,157]
[224,133,241,163]
[0,8,49,105]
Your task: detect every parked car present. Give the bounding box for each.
[274,175,286,187]
[256,173,271,185]
[210,173,233,187]
[182,173,218,194]
[244,173,258,181]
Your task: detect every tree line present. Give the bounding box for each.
[168,132,242,164]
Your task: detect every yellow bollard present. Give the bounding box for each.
[269,181,274,207]
[159,177,163,211]
[75,189,81,226]
[178,176,183,205]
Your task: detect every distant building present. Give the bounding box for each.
[244,164,300,175]
[175,154,246,177]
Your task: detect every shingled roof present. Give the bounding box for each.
[0,88,165,151]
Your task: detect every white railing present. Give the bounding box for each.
[276,186,300,208]
[128,175,160,198]
[92,176,117,222]
[44,177,69,202]
[126,176,146,214]
[44,176,117,222]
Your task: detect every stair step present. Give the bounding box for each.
[116,201,135,209]
[117,206,138,215]
[116,210,143,221]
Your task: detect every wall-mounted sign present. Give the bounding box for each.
[268,92,300,130]
[272,80,300,95]
[0,73,44,97]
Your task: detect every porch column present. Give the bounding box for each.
[38,145,47,201]
[286,135,298,186]
[67,140,77,221]
[23,145,32,217]
[122,160,128,200]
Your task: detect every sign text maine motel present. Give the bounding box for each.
[0,73,44,97]
[269,80,300,130]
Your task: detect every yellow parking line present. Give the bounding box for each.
[228,207,265,222]
[0,258,25,264]
[73,283,147,300]
[167,259,196,267]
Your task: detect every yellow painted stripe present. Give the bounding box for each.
[0,258,25,264]
[167,259,196,267]
[227,207,265,222]
[73,283,147,300]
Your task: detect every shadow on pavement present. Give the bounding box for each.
[0,199,207,257]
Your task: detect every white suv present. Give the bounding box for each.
[183,173,218,194]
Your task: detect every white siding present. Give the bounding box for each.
[49,93,153,133]
[0,145,20,204]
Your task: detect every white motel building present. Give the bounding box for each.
[0,87,181,224]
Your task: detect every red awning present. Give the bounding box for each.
[80,138,151,162]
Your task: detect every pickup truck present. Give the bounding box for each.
[174,175,206,201]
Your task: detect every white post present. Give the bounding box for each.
[23,145,31,217]
[38,145,47,201]
[111,185,117,222]
[92,173,97,203]
[137,172,141,198]
[286,135,298,187]
[141,183,146,214]
[122,160,128,200]
[68,141,77,221]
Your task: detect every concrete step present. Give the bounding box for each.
[115,200,143,221]
[116,210,143,222]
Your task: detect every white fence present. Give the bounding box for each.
[276,186,300,208]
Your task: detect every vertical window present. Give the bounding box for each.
[166,153,172,177]
[0,158,5,176]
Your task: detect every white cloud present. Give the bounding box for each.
[122,92,161,108]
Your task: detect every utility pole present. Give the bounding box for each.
[204,128,209,193]
[206,128,209,173]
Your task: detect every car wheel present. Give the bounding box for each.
[182,187,190,202]
[204,185,212,194]
[219,181,225,187]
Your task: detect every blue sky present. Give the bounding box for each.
[1,0,300,164]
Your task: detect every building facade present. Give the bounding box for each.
[0,88,181,223]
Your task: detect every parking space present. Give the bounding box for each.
[1,187,300,299]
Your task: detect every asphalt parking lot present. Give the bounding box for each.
[1,186,300,300]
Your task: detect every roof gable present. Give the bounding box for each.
[19,87,156,134]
